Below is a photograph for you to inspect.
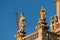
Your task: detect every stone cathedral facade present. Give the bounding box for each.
[15,0,60,40]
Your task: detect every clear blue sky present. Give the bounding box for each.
[0,0,56,40]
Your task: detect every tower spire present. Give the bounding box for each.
[55,0,60,22]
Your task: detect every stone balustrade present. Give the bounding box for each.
[22,32,38,40]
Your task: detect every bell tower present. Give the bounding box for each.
[15,12,26,40]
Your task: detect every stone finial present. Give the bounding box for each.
[40,6,46,20]
[19,12,26,28]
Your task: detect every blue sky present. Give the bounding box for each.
[0,0,56,40]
